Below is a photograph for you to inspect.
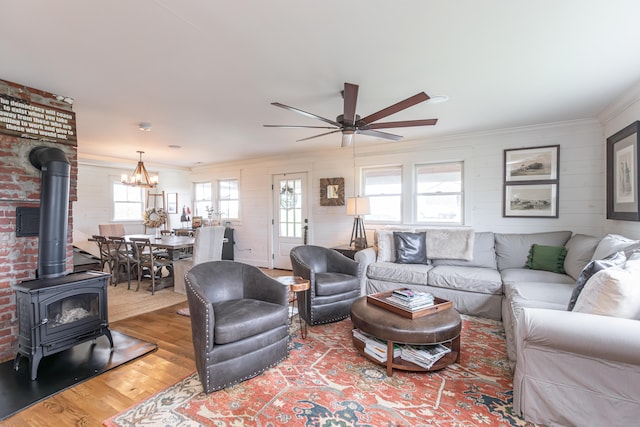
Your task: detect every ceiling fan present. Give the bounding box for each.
[264,82,439,147]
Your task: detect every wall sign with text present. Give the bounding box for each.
[0,94,77,145]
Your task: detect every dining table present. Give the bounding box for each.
[125,234,195,261]
[124,234,195,292]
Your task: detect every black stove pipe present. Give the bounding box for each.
[29,146,70,279]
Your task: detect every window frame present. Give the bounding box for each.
[111,178,145,222]
[362,164,403,224]
[217,178,239,220]
[414,161,464,225]
[193,181,212,218]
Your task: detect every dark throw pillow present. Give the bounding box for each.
[526,244,568,274]
[567,251,627,311]
[393,231,427,264]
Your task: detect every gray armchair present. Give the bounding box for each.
[185,261,289,393]
[290,245,362,326]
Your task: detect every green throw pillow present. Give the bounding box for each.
[526,244,568,274]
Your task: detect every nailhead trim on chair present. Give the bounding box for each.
[186,278,292,393]
[206,352,290,392]
[185,279,212,393]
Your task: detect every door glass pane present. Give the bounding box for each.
[279,178,302,238]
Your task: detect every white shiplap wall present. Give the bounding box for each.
[74,117,610,268]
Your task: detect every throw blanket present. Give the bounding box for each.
[422,227,475,260]
[375,227,475,262]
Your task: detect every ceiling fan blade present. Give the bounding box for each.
[359,92,430,125]
[296,129,342,142]
[357,129,403,141]
[362,118,438,130]
[263,124,337,129]
[343,83,359,125]
[271,102,340,127]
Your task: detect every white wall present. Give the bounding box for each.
[73,160,192,252]
[187,118,605,268]
[74,118,609,268]
[599,81,640,239]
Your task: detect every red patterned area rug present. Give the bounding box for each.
[104,315,538,426]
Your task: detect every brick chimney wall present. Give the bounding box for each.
[0,79,77,362]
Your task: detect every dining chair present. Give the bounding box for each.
[175,229,194,237]
[174,226,226,294]
[129,237,173,294]
[160,229,173,236]
[91,235,117,284]
[109,236,135,289]
[98,223,125,237]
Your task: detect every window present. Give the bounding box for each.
[415,161,463,224]
[112,182,144,221]
[363,165,402,222]
[218,179,239,220]
[193,182,212,217]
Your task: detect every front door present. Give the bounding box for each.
[272,172,308,269]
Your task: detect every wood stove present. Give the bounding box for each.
[12,146,113,380]
[13,271,113,380]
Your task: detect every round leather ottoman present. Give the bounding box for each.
[350,295,461,375]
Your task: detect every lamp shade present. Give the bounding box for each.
[346,196,370,216]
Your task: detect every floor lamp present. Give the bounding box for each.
[347,196,370,249]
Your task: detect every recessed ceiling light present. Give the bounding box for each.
[427,95,449,104]
[168,144,181,149]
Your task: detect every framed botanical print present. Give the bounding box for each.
[320,177,344,206]
[607,121,640,221]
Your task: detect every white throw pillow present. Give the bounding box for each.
[375,230,395,262]
[591,234,638,261]
[573,261,640,319]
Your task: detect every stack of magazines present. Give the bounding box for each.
[385,288,435,311]
[400,343,451,369]
[353,329,400,363]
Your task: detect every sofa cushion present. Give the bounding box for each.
[573,256,640,319]
[526,244,567,274]
[501,268,575,286]
[502,282,575,364]
[592,233,639,260]
[567,251,627,311]
[366,261,431,286]
[427,265,502,294]
[213,299,288,345]
[432,232,497,269]
[494,231,572,270]
[394,231,427,264]
[563,234,601,280]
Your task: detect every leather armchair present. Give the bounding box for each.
[185,261,290,393]
[290,245,362,326]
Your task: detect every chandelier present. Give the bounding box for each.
[121,151,158,188]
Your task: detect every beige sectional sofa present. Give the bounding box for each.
[354,228,640,427]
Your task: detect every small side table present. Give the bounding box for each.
[331,244,367,260]
[276,276,310,338]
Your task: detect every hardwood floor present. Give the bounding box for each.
[4,268,293,427]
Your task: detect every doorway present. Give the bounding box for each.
[272,172,308,269]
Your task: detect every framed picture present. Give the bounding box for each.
[320,177,345,206]
[504,145,559,182]
[504,183,558,218]
[167,193,178,214]
[192,216,203,228]
[607,121,640,221]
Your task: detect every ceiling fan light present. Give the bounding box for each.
[341,131,354,147]
[427,95,449,104]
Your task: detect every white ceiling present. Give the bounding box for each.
[2,1,640,168]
